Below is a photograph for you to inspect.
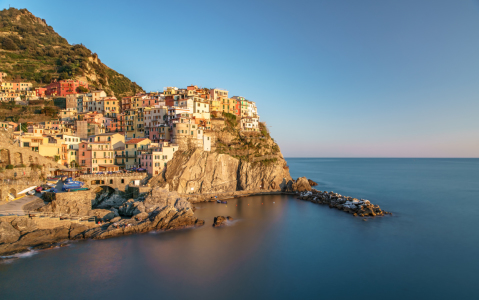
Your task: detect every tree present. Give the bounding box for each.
[43,73,52,83]
[2,37,18,50]
[76,86,88,93]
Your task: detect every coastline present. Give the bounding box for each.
[0,181,389,257]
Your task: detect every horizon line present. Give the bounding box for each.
[283,157,479,159]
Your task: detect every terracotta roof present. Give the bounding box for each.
[126,138,148,144]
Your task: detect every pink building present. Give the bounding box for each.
[140,142,178,175]
[78,141,115,173]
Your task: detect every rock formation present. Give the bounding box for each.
[296,190,391,217]
[150,149,292,194]
[212,216,227,227]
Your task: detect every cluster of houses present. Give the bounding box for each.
[0,72,88,102]
[2,78,261,175]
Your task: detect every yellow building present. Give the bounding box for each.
[89,132,125,150]
[121,138,151,169]
[103,97,120,117]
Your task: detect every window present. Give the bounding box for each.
[121,179,124,183]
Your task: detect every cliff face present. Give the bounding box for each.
[151,149,292,194]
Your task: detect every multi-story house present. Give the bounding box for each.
[124,108,145,139]
[45,79,88,97]
[241,116,260,132]
[247,101,258,117]
[89,132,125,150]
[232,96,249,117]
[116,138,151,169]
[58,109,77,122]
[78,141,115,173]
[139,142,179,175]
[103,97,119,117]
[91,90,107,101]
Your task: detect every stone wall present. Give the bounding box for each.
[39,190,94,216]
[0,181,41,202]
[79,173,147,192]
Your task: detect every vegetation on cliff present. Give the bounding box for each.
[0,8,144,97]
[213,112,282,166]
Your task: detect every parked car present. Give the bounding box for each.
[27,190,35,195]
[35,186,43,193]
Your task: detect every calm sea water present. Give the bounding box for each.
[1,158,478,300]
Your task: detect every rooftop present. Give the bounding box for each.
[126,138,148,144]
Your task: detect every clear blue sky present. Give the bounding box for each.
[3,0,479,157]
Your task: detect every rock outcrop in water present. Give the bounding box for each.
[297,189,390,217]
[212,216,227,227]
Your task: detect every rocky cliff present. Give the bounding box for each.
[150,114,293,194]
[150,148,293,194]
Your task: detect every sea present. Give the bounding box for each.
[1,158,478,300]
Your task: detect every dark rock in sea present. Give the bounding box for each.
[213,216,227,227]
[307,179,318,186]
[295,190,389,218]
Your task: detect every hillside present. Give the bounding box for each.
[0,7,144,97]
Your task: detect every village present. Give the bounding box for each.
[0,73,261,176]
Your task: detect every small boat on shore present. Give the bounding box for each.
[216,200,227,204]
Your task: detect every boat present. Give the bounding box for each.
[216,200,228,204]
[68,187,89,192]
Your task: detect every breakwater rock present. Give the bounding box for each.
[212,216,233,227]
[296,190,391,217]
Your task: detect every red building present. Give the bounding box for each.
[45,79,88,97]
[35,87,47,97]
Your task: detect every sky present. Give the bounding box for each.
[2,0,478,157]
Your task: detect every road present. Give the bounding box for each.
[0,194,42,216]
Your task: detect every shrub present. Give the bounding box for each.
[6,164,14,169]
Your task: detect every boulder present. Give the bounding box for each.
[144,187,192,211]
[135,212,149,221]
[88,209,116,221]
[11,217,38,234]
[307,179,318,186]
[226,216,233,221]
[212,216,227,227]
[95,193,128,209]
[69,223,89,240]
[0,221,21,244]
[295,177,312,192]
[110,208,119,218]
[119,199,146,217]
[110,216,122,223]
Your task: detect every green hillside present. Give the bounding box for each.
[0,7,144,97]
